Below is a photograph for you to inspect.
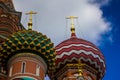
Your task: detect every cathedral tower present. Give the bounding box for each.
[0,0,24,44]
[0,11,56,79]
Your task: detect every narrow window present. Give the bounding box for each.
[21,62,26,73]
[36,65,40,76]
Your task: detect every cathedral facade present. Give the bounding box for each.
[0,1,106,80]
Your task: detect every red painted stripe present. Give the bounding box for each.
[56,46,104,59]
[56,52,105,70]
[55,38,97,49]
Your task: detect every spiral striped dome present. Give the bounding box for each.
[55,35,106,79]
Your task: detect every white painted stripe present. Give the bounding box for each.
[56,57,103,74]
[56,50,105,67]
[56,44,98,52]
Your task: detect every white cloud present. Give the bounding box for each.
[13,0,112,46]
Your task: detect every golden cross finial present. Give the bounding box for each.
[26,11,37,30]
[66,16,78,34]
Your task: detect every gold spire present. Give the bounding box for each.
[66,16,78,35]
[26,11,37,30]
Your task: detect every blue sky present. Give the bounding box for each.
[13,0,120,80]
[100,0,120,79]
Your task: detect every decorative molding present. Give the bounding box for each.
[0,73,7,77]
[56,57,104,78]
[56,50,105,67]
[54,63,97,78]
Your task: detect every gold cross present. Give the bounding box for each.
[26,11,37,30]
[66,16,78,33]
[78,59,83,76]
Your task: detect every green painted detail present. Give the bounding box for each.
[21,77,34,80]
[0,30,56,74]
[14,77,34,80]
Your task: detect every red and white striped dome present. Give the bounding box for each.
[55,16,106,79]
[55,35,106,78]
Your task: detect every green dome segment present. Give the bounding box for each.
[0,30,56,73]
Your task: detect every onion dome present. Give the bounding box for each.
[0,30,56,73]
[0,11,56,74]
[55,16,106,79]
